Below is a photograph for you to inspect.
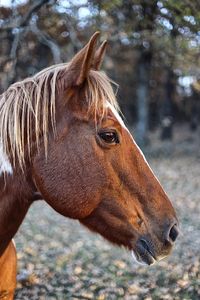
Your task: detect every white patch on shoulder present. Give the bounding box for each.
[0,142,13,175]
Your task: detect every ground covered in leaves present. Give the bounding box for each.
[15,126,200,300]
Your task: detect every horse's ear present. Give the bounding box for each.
[68,32,100,86]
[92,40,107,70]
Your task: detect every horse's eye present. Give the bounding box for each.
[98,131,119,144]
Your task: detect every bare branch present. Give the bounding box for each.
[5,28,25,87]
[0,0,50,30]
[0,0,52,89]
[65,15,82,53]
[30,22,61,64]
[20,0,50,27]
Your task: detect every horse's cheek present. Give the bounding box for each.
[32,143,107,219]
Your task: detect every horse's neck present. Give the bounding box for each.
[0,171,35,256]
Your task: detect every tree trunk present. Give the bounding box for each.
[160,68,175,140]
[135,49,152,147]
[190,87,200,131]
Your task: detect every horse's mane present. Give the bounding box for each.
[0,63,119,169]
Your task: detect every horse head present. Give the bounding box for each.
[31,32,179,265]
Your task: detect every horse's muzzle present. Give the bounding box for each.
[132,221,179,266]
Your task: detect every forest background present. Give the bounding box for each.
[1,0,200,146]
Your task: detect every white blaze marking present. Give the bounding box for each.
[107,102,162,186]
[106,102,127,129]
[0,142,13,175]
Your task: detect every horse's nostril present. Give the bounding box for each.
[140,239,149,251]
[168,223,179,243]
[169,224,179,242]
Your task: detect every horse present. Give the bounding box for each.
[0,32,179,299]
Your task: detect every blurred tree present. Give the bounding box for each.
[0,0,200,145]
[88,0,200,142]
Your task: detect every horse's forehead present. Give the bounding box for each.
[106,102,126,130]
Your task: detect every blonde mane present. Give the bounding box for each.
[0,63,119,169]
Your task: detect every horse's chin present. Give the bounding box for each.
[130,237,170,266]
[131,248,169,266]
[131,250,156,266]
